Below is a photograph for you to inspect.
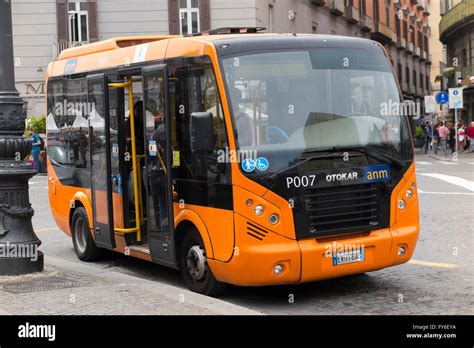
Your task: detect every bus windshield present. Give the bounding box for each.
[220,47,413,176]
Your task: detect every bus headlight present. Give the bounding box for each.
[398,245,407,257]
[405,189,413,199]
[269,213,279,225]
[254,205,264,216]
[273,264,284,276]
[397,199,406,210]
[246,199,253,207]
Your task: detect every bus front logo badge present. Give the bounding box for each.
[255,157,269,171]
[242,158,256,172]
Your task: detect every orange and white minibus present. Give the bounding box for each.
[46,28,419,295]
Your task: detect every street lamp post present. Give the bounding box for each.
[0,0,44,274]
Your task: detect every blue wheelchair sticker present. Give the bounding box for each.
[242,158,256,172]
[255,157,269,171]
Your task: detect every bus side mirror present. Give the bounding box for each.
[190,112,215,153]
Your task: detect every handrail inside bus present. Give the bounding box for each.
[109,79,142,241]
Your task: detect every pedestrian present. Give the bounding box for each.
[438,121,448,154]
[457,122,466,151]
[28,129,42,172]
[432,123,440,154]
[467,122,474,152]
[448,122,456,154]
[423,121,432,154]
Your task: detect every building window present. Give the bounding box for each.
[179,0,200,35]
[312,22,318,34]
[406,66,410,85]
[386,0,391,26]
[394,13,400,37]
[360,0,366,17]
[68,0,88,42]
[413,70,417,88]
[269,4,274,33]
[374,0,379,21]
[397,63,402,83]
[403,18,408,40]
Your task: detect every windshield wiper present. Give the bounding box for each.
[261,152,344,182]
[334,147,406,169]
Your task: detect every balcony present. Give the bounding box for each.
[423,3,430,15]
[414,46,421,58]
[360,15,374,32]
[401,83,409,93]
[53,41,90,59]
[329,0,344,16]
[344,5,359,24]
[397,37,406,50]
[309,0,325,5]
[426,53,432,65]
[420,50,427,61]
[371,21,396,45]
[439,0,474,42]
[406,42,414,54]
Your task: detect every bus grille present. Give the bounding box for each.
[304,184,381,237]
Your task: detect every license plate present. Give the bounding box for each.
[332,248,365,266]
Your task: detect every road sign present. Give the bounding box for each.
[435,91,449,105]
[424,95,436,113]
[448,88,463,109]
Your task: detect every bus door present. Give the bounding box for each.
[142,65,177,268]
[87,74,116,249]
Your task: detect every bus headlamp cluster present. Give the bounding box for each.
[246,199,280,225]
[254,205,264,216]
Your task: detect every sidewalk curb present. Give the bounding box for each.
[427,154,457,163]
[44,255,264,316]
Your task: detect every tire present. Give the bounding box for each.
[71,207,103,261]
[181,229,226,296]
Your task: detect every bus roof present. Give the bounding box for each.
[49,33,378,78]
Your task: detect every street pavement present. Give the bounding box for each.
[0,151,472,315]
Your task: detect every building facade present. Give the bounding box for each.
[439,0,474,124]
[13,0,431,118]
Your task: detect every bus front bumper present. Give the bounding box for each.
[208,216,419,287]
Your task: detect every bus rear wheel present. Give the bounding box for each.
[71,207,103,261]
[180,230,226,296]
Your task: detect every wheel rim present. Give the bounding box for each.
[186,245,207,282]
[74,217,87,253]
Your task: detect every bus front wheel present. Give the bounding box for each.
[71,207,103,261]
[180,230,225,296]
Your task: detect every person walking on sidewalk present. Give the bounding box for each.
[467,122,474,152]
[438,122,449,155]
[448,122,456,154]
[28,129,42,172]
[433,123,440,154]
[457,122,466,152]
[423,121,432,154]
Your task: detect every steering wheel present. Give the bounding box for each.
[266,126,288,144]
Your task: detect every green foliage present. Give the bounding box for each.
[25,115,46,135]
[415,126,425,140]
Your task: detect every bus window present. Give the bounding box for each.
[47,76,91,188]
[171,56,231,208]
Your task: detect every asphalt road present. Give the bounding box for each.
[29,152,474,315]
